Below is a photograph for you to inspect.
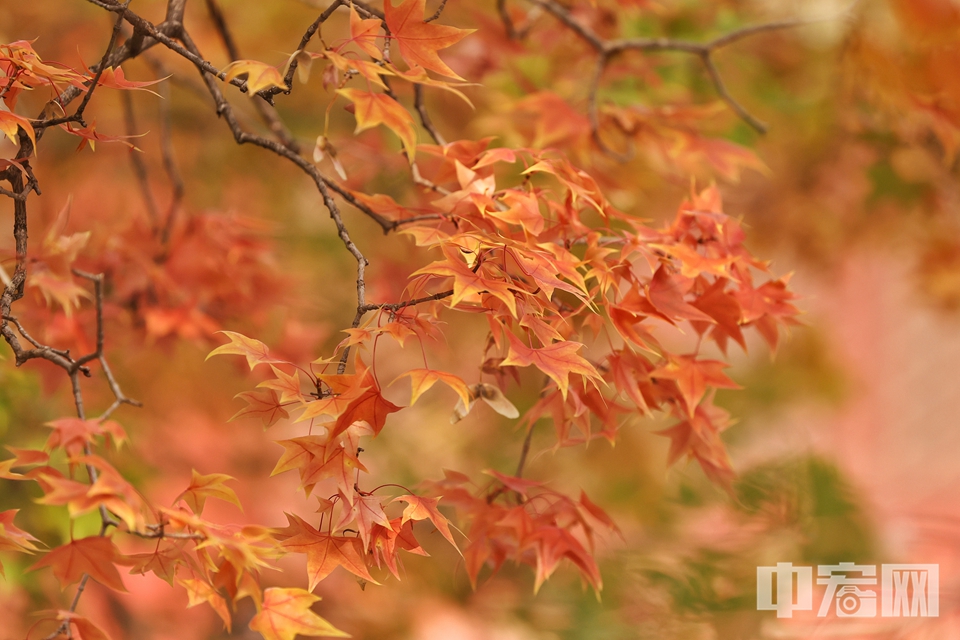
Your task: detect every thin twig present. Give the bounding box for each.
[414,84,447,145]
[360,289,454,313]
[122,91,161,228]
[425,0,449,22]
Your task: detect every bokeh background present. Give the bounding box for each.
[1,0,959,638]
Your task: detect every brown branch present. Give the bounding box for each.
[72,2,131,127]
[586,53,633,161]
[413,84,447,145]
[205,0,303,152]
[514,422,535,479]
[528,0,840,139]
[425,0,449,23]
[497,0,518,39]
[157,77,185,243]
[527,0,604,52]
[174,28,373,376]
[699,51,768,134]
[165,0,187,24]
[360,289,454,314]
[122,92,161,228]
[275,0,348,95]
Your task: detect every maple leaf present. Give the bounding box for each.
[336,88,417,159]
[271,436,331,478]
[0,110,37,153]
[94,67,165,95]
[223,59,287,94]
[0,510,40,575]
[489,189,544,235]
[348,4,383,59]
[29,537,126,592]
[369,517,427,578]
[413,244,519,316]
[690,279,746,353]
[334,492,391,550]
[650,355,740,415]
[392,494,458,550]
[60,121,144,152]
[5,447,49,467]
[258,365,305,404]
[325,364,401,439]
[530,527,602,594]
[126,546,184,585]
[281,514,378,589]
[295,391,361,424]
[175,470,242,514]
[577,490,621,537]
[483,469,544,499]
[180,577,233,631]
[516,92,592,153]
[230,389,290,427]
[501,332,601,400]
[45,417,126,457]
[304,449,366,498]
[645,266,715,324]
[29,271,91,316]
[388,65,476,106]
[649,242,735,279]
[271,436,367,497]
[56,612,112,640]
[207,331,284,370]
[249,588,349,640]
[383,0,474,79]
[656,400,736,488]
[322,50,391,89]
[392,368,471,407]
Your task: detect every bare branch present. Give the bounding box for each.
[122,91,161,228]
[360,289,454,314]
[425,0,449,23]
[497,0,518,39]
[526,0,838,136]
[205,0,303,152]
[414,84,447,145]
[699,52,768,134]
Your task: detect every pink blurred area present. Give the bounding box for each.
[744,248,960,639]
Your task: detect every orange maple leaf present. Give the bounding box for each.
[29,537,126,592]
[207,331,284,370]
[56,612,113,640]
[229,389,290,428]
[348,4,383,59]
[501,332,601,400]
[334,492,391,550]
[650,355,740,414]
[0,509,40,576]
[175,470,242,514]
[413,244,519,316]
[645,266,715,324]
[383,0,474,79]
[391,368,472,407]
[325,364,401,439]
[222,59,287,94]
[393,494,458,550]
[336,88,417,159]
[281,514,378,590]
[180,577,232,631]
[249,587,348,640]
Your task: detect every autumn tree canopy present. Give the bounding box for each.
[1,0,957,638]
